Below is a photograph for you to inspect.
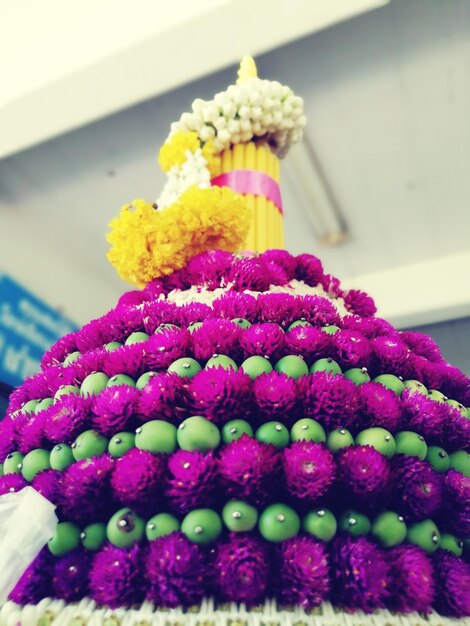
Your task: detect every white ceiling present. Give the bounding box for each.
[1,0,470,329]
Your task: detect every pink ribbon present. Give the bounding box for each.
[211,170,283,214]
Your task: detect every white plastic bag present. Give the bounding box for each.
[0,487,58,604]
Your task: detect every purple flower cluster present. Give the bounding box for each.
[165,450,217,513]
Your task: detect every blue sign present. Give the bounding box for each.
[0,274,78,388]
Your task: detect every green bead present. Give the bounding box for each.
[449,450,470,477]
[72,430,108,461]
[107,374,136,388]
[181,509,222,544]
[425,446,450,473]
[255,422,290,449]
[343,368,371,385]
[395,431,427,460]
[80,372,110,397]
[34,398,54,413]
[104,341,122,352]
[135,420,177,454]
[50,444,75,471]
[222,501,258,532]
[205,354,238,371]
[322,325,340,335]
[240,355,273,380]
[310,358,342,376]
[108,432,136,458]
[168,357,202,379]
[63,351,81,366]
[232,318,252,329]
[188,322,203,333]
[146,513,180,540]
[21,449,51,482]
[403,380,428,396]
[125,331,149,345]
[258,503,300,543]
[339,510,371,537]
[371,511,407,547]
[136,371,158,390]
[355,428,396,458]
[19,399,39,415]
[406,519,440,553]
[80,522,106,551]
[156,323,179,333]
[177,416,221,453]
[107,508,145,547]
[326,428,354,453]
[4,451,24,475]
[440,533,463,557]
[274,355,309,380]
[222,420,254,444]
[0,464,3,477]
[303,509,337,542]
[373,374,405,396]
[287,320,312,331]
[446,399,468,417]
[54,385,81,401]
[427,389,447,403]
[291,418,326,443]
[48,522,81,556]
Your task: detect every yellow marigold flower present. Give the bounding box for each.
[201,139,221,177]
[158,131,200,172]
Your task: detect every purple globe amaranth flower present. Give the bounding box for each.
[401,330,443,363]
[341,315,396,339]
[16,410,47,454]
[387,544,435,613]
[41,332,79,369]
[143,277,165,299]
[105,305,145,341]
[184,249,234,288]
[0,418,16,463]
[60,454,115,523]
[256,293,300,328]
[228,257,273,292]
[137,373,188,424]
[436,363,470,406]
[443,404,470,451]
[111,448,166,515]
[42,394,92,445]
[321,274,343,299]
[301,372,359,431]
[161,268,191,292]
[284,325,331,362]
[116,289,148,308]
[213,534,270,605]
[252,371,298,422]
[358,382,403,432]
[441,469,470,537]
[188,368,252,423]
[0,473,27,495]
[91,385,140,437]
[75,317,113,353]
[212,292,258,321]
[33,364,77,397]
[67,347,108,381]
[294,253,324,286]
[332,330,372,370]
[279,536,330,608]
[52,548,91,601]
[336,445,391,511]
[240,323,285,360]
[178,302,212,325]
[392,456,444,521]
[190,318,242,362]
[371,335,410,376]
[145,327,190,370]
[330,534,391,613]
[89,543,147,608]
[102,343,148,379]
[165,450,217,514]
[141,300,180,334]
[411,356,444,392]
[146,531,208,607]
[299,295,341,327]
[283,442,335,503]
[218,434,280,506]
[32,469,62,507]
[400,388,446,443]
[261,249,297,280]
[343,289,377,318]
[8,548,53,604]
[432,549,470,617]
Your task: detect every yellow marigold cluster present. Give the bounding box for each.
[107,187,250,287]
[158,130,220,177]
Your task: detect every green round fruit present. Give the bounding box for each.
[355,428,396,458]
[108,432,136,458]
[50,444,75,472]
[371,511,407,547]
[72,430,108,461]
[427,389,447,403]
[146,513,180,540]
[54,385,81,401]
[255,422,290,449]
[258,503,300,543]
[440,533,463,557]
[403,380,428,396]
[4,451,24,475]
[136,371,158,390]
[339,510,371,537]
[187,322,203,333]
[446,399,468,417]
[21,449,51,482]
[373,374,405,396]
[406,519,440,553]
[168,357,202,379]
[48,522,81,556]
[222,500,258,532]
[107,508,145,547]
[326,429,354,453]
[177,416,221,453]
[291,418,326,443]
[156,323,179,333]
[310,358,342,376]
[274,355,309,380]
[104,341,122,352]
[125,331,149,345]
[240,355,273,380]
[18,399,39,415]
[63,351,81,366]
[107,374,136,388]
[232,318,252,329]
[322,325,340,335]
[343,368,371,386]
[287,320,312,331]
[425,446,450,473]
[135,420,177,455]
[181,509,222,544]
[80,372,109,397]
[222,420,254,444]
[34,398,54,413]
[449,450,470,477]
[395,431,427,460]
[303,509,337,542]
[80,522,106,551]
[0,465,3,477]
[205,354,238,371]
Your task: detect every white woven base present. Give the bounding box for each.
[1,599,469,626]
